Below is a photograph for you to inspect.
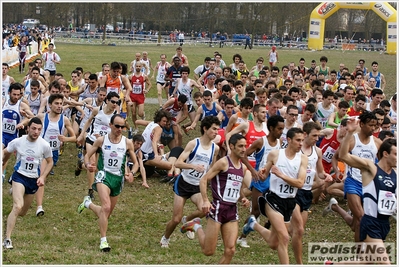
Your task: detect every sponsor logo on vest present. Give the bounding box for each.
[228,173,243,182]
[385,191,393,197]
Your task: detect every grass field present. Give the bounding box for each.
[2,43,397,264]
[7,40,398,99]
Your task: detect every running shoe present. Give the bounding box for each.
[36,206,45,216]
[322,198,338,217]
[242,215,256,235]
[180,218,201,233]
[77,196,91,214]
[88,189,95,200]
[181,215,195,239]
[181,216,187,224]
[160,175,173,183]
[59,142,64,156]
[100,240,111,252]
[155,169,168,177]
[50,169,54,175]
[133,171,141,179]
[236,237,250,248]
[160,236,170,248]
[186,230,195,240]
[3,239,13,249]
[77,147,83,160]
[75,159,83,177]
[168,175,178,184]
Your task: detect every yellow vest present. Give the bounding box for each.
[68,81,80,92]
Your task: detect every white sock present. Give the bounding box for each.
[181,216,187,224]
[248,220,256,230]
[37,206,42,210]
[84,199,92,209]
[193,224,202,232]
[100,237,107,243]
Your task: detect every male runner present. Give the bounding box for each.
[77,114,139,252]
[35,93,76,216]
[3,117,53,249]
[180,134,250,264]
[240,128,308,264]
[160,116,220,248]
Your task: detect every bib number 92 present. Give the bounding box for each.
[108,158,118,167]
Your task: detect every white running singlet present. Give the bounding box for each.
[181,138,216,186]
[98,135,127,176]
[316,102,335,128]
[302,146,318,191]
[269,149,302,198]
[347,133,377,183]
[41,113,65,151]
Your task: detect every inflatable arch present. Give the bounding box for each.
[308,2,397,55]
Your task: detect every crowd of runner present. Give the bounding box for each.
[2,42,397,264]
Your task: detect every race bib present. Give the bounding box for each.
[48,135,60,150]
[320,118,328,128]
[276,179,296,198]
[31,107,39,116]
[20,155,39,176]
[133,85,142,94]
[378,190,396,215]
[305,168,315,185]
[187,169,204,180]
[3,118,16,134]
[107,87,118,94]
[322,146,336,163]
[222,179,241,203]
[98,125,109,136]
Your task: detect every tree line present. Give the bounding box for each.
[3,3,395,40]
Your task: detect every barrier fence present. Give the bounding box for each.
[2,40,53,67]
[2,32,386,66]
[54,31,386,50]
